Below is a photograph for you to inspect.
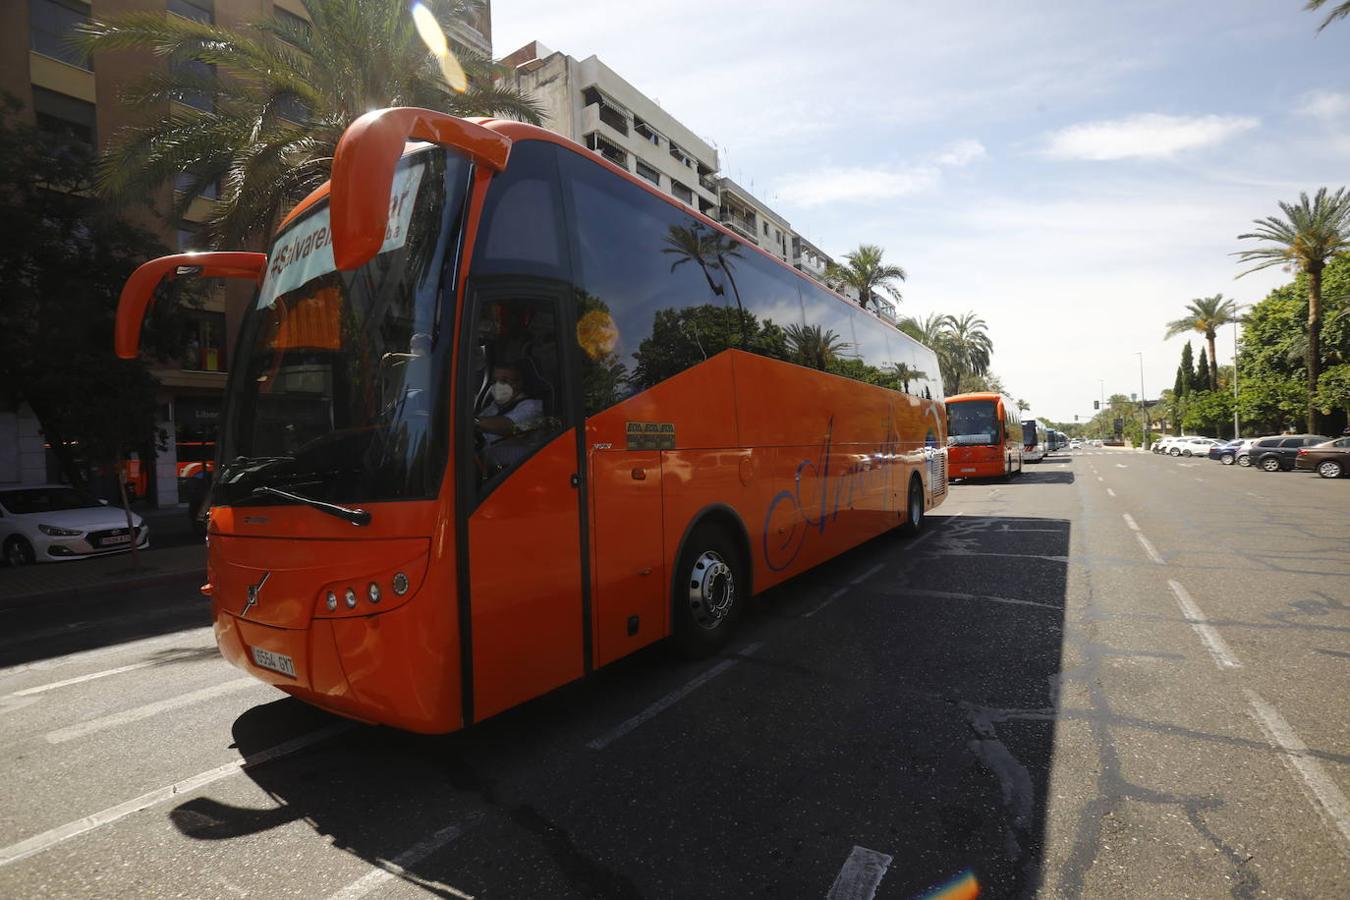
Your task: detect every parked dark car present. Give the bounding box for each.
[1294,436,1350,478]
[1207,438,1246,464]
[1248,434,1333,472]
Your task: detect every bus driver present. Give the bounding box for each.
[474,361,543,471]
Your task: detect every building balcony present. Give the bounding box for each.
[720,210,758,241]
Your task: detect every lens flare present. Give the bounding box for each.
[411,2,467,93]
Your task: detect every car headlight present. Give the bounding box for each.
[38,524,83,537]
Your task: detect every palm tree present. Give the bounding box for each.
[1016,399,1030,413]
[824,244,905,311]
[1235,187,1350,431]
[1306,0,1350,31]
[77,0,542,246]
[943,311,994,395]
[785,324,849,371]
[662,222,750,345]
[898,312,957,393]
[1163,294,1240,392]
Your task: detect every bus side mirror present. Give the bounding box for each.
[329,107,511,271]
[115,252,266,359]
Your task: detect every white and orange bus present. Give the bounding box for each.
[945,392,1023,479]
[115,108,947,733]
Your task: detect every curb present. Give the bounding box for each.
[0,568,205,610]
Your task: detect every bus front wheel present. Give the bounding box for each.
[899,477,925,537]
[672,525,745,657]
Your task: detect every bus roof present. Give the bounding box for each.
[276,114,924,346]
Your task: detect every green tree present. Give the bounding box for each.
[1314,363,1350,421]
[1196,346,1210,391]
[0,101,189,559]
[1181,390,1234,437]
[824,244,905,311]
[943,311,995,395]
[1164,294,1239,391]
[1237,375,1308,435]
[1235,188,1350,431]
[78,0,542,246]
[1306,0,1350,31]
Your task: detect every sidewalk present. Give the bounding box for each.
[0,543,206,607]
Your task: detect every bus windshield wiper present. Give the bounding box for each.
[249,486,372,526]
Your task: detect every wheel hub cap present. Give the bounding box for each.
[687,550,734,630]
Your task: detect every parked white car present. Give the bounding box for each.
[1069,439,1082,449]
[0,485,148,566]
[1172,437,1221,457]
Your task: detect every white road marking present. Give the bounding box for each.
[1115,464,1128,469]
[850,563,884,586]
[587,643,764,750]
[826,845,893,900]
[1135,533,1165,565]
[326,822,473,900]
[0,627,215,681]
[1245,689,1350,854]
[1096,476,1104,483]
[0,722,353,868]
[804,587,851,618]
[1106,488,1117,497]
[899,588,1059,611]
[1122,513,1139,532]
[1167,581,1242,669]
[11,661,158,697]
[45,677,259,744]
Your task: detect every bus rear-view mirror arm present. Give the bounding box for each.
[115,252,266,360]
[329,107,511,271]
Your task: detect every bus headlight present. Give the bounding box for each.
[344,588,357,609]
[326,592,338,612]
[368,582,381,604]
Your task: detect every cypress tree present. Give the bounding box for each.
[1197,346,1210,391]
[1180,342,1196,395]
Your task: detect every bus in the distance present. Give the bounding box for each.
[1021,419,1046,463]
[945,392,1023,479]
[114,108,948,734]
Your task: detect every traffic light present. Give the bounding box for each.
[1093,400,1100,410]
[1074,414,1079,422]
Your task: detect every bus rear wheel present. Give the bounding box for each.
[899,476,925,537]
[672,525,745,657]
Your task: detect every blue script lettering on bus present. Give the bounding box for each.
[762,416,901,572]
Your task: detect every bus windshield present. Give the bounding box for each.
[948,399,1000,446]
[214,147,470,507]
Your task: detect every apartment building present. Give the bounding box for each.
[715,176,793,264]
[0,0,492,502]
[500,41,721,217]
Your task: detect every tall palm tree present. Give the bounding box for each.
[785,324,849,371]
[825,244,905,311]
[943,311,994,395]
[899,312,957,393]
[1306,0,1350,31]
[77,0,542,246]
[1235,187,1350,431]
[1163,294,1240,391]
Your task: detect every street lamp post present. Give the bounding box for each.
[1232,320,1241,439]
[1135,352,1147,451]
[1098,379,1105,441]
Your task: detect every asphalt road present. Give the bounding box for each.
[0,447,1346,899]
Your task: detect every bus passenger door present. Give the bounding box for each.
[589,449,665,667]
[460,285,584,722]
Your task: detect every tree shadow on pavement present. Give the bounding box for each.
[173,515,1070,900]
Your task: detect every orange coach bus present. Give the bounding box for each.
[945,392,1023,479]
[114,108,948,733]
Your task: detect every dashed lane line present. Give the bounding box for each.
[1135,533,1165,565]
[1167,580,1242,669]
[325,822,474,900]
[1106,488,1117,498]
[45,677,259,744]
[0,722,354,868]
[10,661,158,697]
[1122,513,1139,532]
[825,845,893,900]
[0,627,215,681]
[1245,689,1350,855]
[803,587,849,619]
[586,643,764,750]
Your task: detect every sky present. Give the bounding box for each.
[490,0,1350,422]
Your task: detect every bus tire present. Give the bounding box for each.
[899,476,925,537]
[671,524,745,657]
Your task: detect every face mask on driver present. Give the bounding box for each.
[490,381,515,406]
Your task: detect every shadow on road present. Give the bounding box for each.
[175,515,1069,899]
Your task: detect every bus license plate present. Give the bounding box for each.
[251,647,296,678]
[961,467,977,473]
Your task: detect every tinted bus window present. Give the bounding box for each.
[562,152,734,415]
[473,141,568,279]
[722,250,805,364]
[796,280,859,373]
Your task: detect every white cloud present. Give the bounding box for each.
[936,139,987,167]
[776,165,940,207]
[1296,90,1350,121]
[1043,113,1259,161]
[775,140,985,208]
